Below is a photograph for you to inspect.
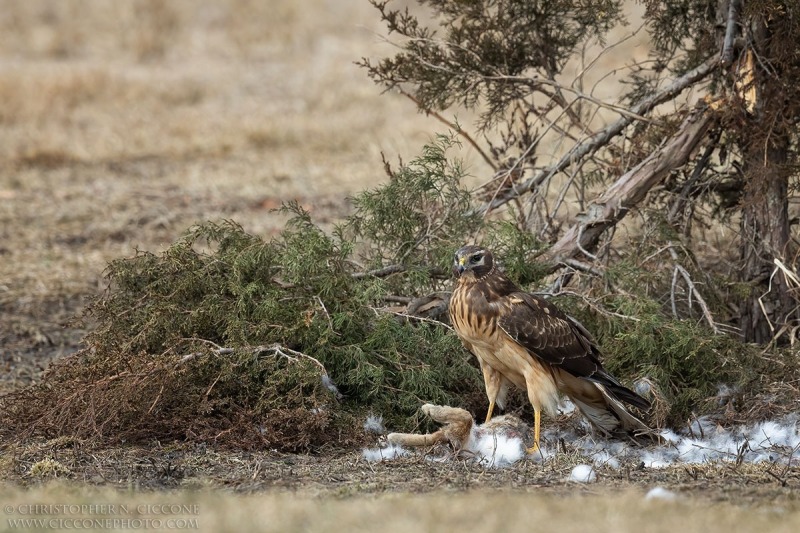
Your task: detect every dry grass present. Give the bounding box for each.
[0,477,799,533]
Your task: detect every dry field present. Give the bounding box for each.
[1,1,798,531]
[0,0,459,390]
[1,482,799,533]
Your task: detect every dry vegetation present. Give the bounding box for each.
[1,1,799,530]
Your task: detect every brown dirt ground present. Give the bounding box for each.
[1,1,798,528]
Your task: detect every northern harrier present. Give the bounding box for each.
[449,245,652,452]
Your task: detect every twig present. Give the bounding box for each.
[352,264,406,279]
[315,296,337,335]
[757,265,782,336]
[671,265,680,319]
[667,131,719,225]
[175,340,331,378]
[176,338,232,366]
[147,384,165,415]
[532,288,641,323]
[561,258,605,278]
[398,87,497,171]
[205,373,222,398]
[546,163,582,227]
[642,244,678,265]
[373,306,454,330]
[493,75,661,124]
[262,343,330,376]
[774,258,800,290]
[765,467,789,487]
[756,258,800,342]
[668,245,719,333]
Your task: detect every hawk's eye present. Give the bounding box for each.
[470,254,482,264]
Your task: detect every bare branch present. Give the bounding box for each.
[266,343,329,375]
[532,288,642,323]
[721,0,742,67]
[372,306,453,330]
[540,102,716,268]
[667,131,719,224]
[476,55,721,215]
[497,76,661,124]
[176,340,331,378]
[664,244,720,333]
[672,263,718,333]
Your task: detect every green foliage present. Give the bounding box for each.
[640,0,718,70]
[1,137,488,450]
[1,132,784,451]
[361,0,623,127]
[594,297,760,425]
[346,134,481,275]
[481,219,546,286]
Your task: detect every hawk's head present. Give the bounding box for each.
[453,245,494,280]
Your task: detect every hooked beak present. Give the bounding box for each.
[454,256,467,276]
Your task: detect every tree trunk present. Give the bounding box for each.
[739,137,792,343]
[737,15,796,343]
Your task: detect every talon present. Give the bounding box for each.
[525,444,540,455]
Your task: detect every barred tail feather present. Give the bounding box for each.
[595,384,659,441]
[567,381,657,442]
[591,371,651,410]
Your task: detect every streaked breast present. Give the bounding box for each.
[449,283,499,346]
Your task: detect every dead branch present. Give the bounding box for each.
[505,76,661,124]
[667,130,719,225]
[540,102,716,269]
[668,245,719,334]
[372,306,453,330]
[352,264,406,279]
[477,55,720,215]
[721,0,742,67]
[757,259,800,343]
[176,341,331,378]
[562,258,606,278]
[266,343,332,381]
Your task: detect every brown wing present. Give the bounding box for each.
[496,291,650,409]
[496,292,601,377]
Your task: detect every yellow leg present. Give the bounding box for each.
[480,362,502,424]
[525,408,541,454]
[485,399,495,424]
